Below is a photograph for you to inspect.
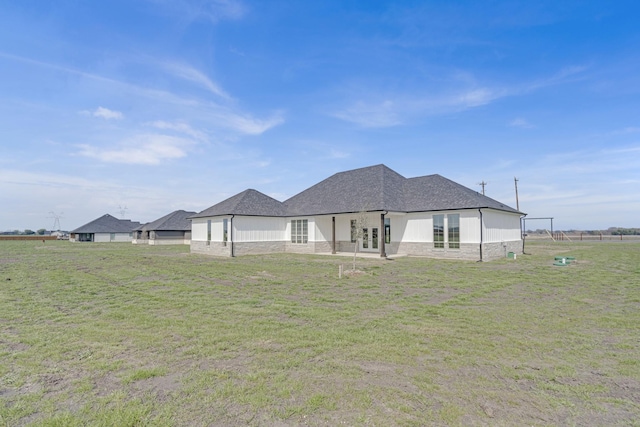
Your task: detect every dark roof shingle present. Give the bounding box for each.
[71,214,141,233]
[190,189,287,218]
[141,210,196,231]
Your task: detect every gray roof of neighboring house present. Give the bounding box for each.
[141,210,196,231]
[190,189,287,218]
[71,214,141,233]
[193,164,523,218]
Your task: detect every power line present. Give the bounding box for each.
[514,177,520,211]
[477,180,487,195]
[47,211,64,231]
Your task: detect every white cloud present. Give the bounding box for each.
[161,61,230,99]
[93,107,123,120]
[79,107,124,120]
[509,117,534,128]
[216,110,285,134]
[329,86,506,128]
[329,65,588,128]
[148,120,208,141]
[3,52,284,139]
[329,149,350,159]
[76,134,196,165]
[453,88,498,108]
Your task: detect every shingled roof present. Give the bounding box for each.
[141,210,196,231]
[402,174,519,212]
[193,165,522,218]
[190,189,287,218]
[284,164,407,215]
[71,214,141,233]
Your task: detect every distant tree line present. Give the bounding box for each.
[608,227,640,236]
[526,228,640,235]
[1,229,48,236]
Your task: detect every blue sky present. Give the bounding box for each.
[1,0,639,231]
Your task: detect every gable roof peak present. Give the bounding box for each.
[191,188,286,218]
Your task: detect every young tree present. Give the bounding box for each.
[351,211,369,271]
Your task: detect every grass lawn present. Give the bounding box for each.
[0,240,639,426]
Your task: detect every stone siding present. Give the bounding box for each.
[234,241,286,256]
[396,242,480,260]
[191,241,232,256]
[482,240,523,261]
[312,240,332,253]
[149,238,190,245]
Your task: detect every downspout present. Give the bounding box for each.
[230,214,235,257]
[380,211,388,258]
[521,214,527,255]
[478,209,484,262]
[331,216,336,254]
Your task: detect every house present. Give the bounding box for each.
[132,210,196,245]
[70,214,141,242]
[190,164,525,261]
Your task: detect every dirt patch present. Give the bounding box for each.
[131,372,182,402]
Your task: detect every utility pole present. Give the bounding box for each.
[478,180,487,195]
[514,177,520,211]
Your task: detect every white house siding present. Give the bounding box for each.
[480,209,523,260]
[94,233,133,243]
[481,210,522,243]
[397,213,429,242]
[192,216,287,257]
[234,216,287,255]
[392,211,480,259]
[148,231,189,245]
[235,217,286,242]
[191,218,208,242]
[191,217,228,256]
[314,216,332,243]
[311,216,333,253]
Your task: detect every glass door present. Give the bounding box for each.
[360,227,379,252]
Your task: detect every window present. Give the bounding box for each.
[110,233,116,241]
[223,219,228,246]
[207,220,211,241]
[448,214,460,249]
[434,214,461,249]
[433,215,444,248]
[291,219,308,244]
[372,227,378,249]
[384,218,391,244]
[362,228,369,248]
[350,220,357,243]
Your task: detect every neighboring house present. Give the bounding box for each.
[70,214,141,242]
[190,164,525,261]
[132,210,196,245]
